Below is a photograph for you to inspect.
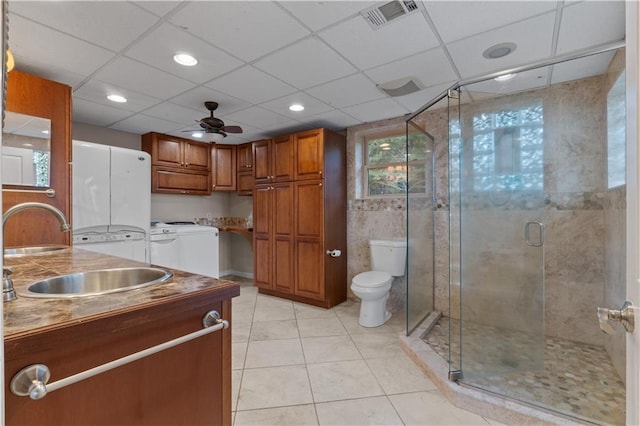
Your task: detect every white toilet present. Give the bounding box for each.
[351,239,407,327]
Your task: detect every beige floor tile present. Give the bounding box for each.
[234,404,318,426]
[307,359,384,403]
[233,322,252,343]
[366,354,437,394]
[233,341,248,370]
[301,335,362,364]
[237,365,313,411]
[315,396,404,425]
[294,303,338,320]
[254,304,296,322]
[233,303,256,325]
[298,316,347,337]
[339,314,397,336]
[245,338,305,368]
[256,293,295,308]
[389,391,491,425]
[350,332,406,359]
[250,319,299,341]
[232,370,243,411]
[332,300,361,318]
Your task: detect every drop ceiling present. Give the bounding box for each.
[7,1,626,144]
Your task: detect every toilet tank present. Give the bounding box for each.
[369,239,407,277]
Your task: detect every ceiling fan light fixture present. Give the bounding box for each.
[192,132,204,138]
[174,53,198,67]
[204,132,225,143]
[289,103,304,112]
[107,94,127,103]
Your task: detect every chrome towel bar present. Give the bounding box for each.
[10,310,229,400]
[2,188,56,198]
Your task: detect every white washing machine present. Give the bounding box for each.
[150,222,219,278]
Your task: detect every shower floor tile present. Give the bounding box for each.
[423,317,625,425]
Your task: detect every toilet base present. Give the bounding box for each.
[358,298,392,328]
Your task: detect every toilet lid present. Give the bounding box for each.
[353,271,392,287]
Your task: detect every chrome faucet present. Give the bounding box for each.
[2,202,71,301]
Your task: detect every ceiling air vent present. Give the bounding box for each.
[361,1,423,30]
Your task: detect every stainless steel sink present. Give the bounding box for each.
[4,245,69,257]
[22,267,174,298]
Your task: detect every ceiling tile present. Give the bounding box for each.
[393,82,457,112]
[305,73,385,108]
[556,1,625,54]
[143,102,204,125]
[169,87,251,116]
[72,98,135,127]
[304,110,362,132]
[205,66,297,104]
[8,14,115,85]
[341,98,409,123]
[280,1,377,31]
[92,57,194,100]
[551,51,616,85]
[110,113,184,135]
[254,37,356,89]
[319,13,439,70]
[426,1,558,43]
[224,106,298,130]
[365,48,458,90]
[132,1,183,18]
[463,67,550,97]
[170,2,310,62]
[447,12,556,79]
[260,92,333,119]
[73,79,161,113]
[9,1,159,52]
[125,23,244,84]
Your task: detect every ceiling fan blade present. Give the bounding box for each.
[221,125,243,134]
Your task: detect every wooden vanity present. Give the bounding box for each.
[3,248,239,425]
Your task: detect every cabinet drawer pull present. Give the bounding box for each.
[10,310,229,400]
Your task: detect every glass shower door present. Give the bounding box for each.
[406,120,435,334]
[455,96,545,383]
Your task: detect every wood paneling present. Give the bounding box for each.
[3,71,72,247]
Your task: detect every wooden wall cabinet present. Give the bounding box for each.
[253,128,346,308]
[211,144,236,191]
[142,132,211,195]
[3,71,72,247]
[236,142,254,196]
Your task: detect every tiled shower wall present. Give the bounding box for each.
[346,55,625,357]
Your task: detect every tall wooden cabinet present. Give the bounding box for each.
[253,128,346,308]
[211,144,236,191]
[236,142,254,196]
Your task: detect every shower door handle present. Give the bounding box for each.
[525,221,544,247]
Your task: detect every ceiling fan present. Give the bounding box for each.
[184,101,243,142]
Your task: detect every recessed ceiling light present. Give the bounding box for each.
[174,53,198,66]
[192,132,204,138]
[41,130,49,134]
[289,104,304,112]
[107,94,127,103]
[22,143,33,147]
[483,42,517,60]
[494,73,516,82]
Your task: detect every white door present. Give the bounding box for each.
[72,141,110,231]
[626,2,640,423]
[110,146,150,233]
[1,146,35,185]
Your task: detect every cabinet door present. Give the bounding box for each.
[183,141,211,171]
[237,172,254,196]
[294,180,325,300]
[253,185,273,289]
[295,129,324,181]
[154,135,184,168]
[253,139,272,184]
[152,167,211,195]
[273,183,294,293]
[237,142,253,171]
[272,135,295,182]
[211,144,236,191]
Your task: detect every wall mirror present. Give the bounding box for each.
[2,111,51,187]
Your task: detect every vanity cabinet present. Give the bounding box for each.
[3,70,72,247]
[211,144,236,191]
[236,142,254,196]
[4,283,237,426]
[253,128,346,308]
[142,132,211,195]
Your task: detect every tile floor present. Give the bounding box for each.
[229,278,502,425]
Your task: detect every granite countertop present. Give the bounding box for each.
[3,247,240,338]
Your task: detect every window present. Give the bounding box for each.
[364,132,428,196]
[607,70,626,188]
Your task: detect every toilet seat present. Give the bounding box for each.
[352,271,392,288]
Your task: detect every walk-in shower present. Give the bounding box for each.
[405,44,627,424]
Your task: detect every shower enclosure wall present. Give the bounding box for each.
[406,47,627,424]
